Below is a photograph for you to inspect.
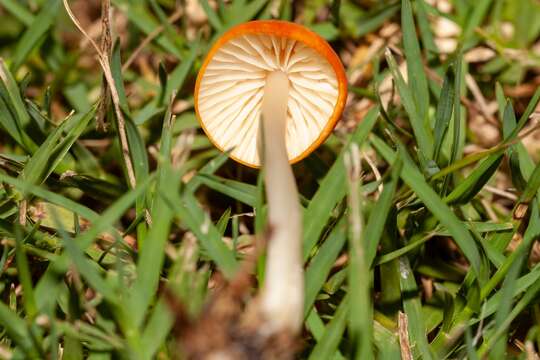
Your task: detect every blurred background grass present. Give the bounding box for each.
[0,0,540,359]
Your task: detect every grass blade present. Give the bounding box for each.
[10,0,61,71]
[444,87,540,204]
[478,205,540,357]
[399,257,433,359]
[365,158,401,266]
[356,4,400,37]
[460,0,494,47]
[194,174,257,206]
[0,59,36,152]
[306,310,347,360]
[385,50,433,158]
[372,136,484,280]
[163,191,238,278]
[308,295,349,360]
[433,66,455,163]
[397,144,484,280]
[200,0,223,31]
[345,145,373,360]
[20,108,95,186]
[304,218,346,316]
[130,166,177,327]
[402,0,430,133]
[14,224,37,318]
[0,302,40,357]
[415,0,437,60]
[303,106,379,259]
[0,173,99,221]
[0,0,34,25]
[164,41,199,101]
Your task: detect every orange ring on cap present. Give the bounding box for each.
[194,20,348,168]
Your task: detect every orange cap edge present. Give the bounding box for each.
[194,20,348,169]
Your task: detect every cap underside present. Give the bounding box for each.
[197,33,340,166]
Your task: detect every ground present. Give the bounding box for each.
[0,0,540,359]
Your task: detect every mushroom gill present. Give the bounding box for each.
[197,34,340,166]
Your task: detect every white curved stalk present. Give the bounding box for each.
[259,71,303,335]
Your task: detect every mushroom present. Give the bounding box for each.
[194,20,347,335]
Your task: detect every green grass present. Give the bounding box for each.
[1,0,540,358]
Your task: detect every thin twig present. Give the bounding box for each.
[484,185,518,201]
[63,0,137,189]
[100,0,112,60]
[472,302,487,346]
[19,200,27,226]
[525,340,540,360]
[122,7,183,72]
[0,344,12,360]
[480,199,499,221]
[516,119,540,141]
[172,127,195,169]
[465,74,498,125]
[96,0,113,131]
[362,150,383,198]
[398,311,413,360]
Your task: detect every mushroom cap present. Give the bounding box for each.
[195,20,347,168]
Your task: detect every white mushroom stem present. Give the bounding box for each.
[259,71,303,335]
